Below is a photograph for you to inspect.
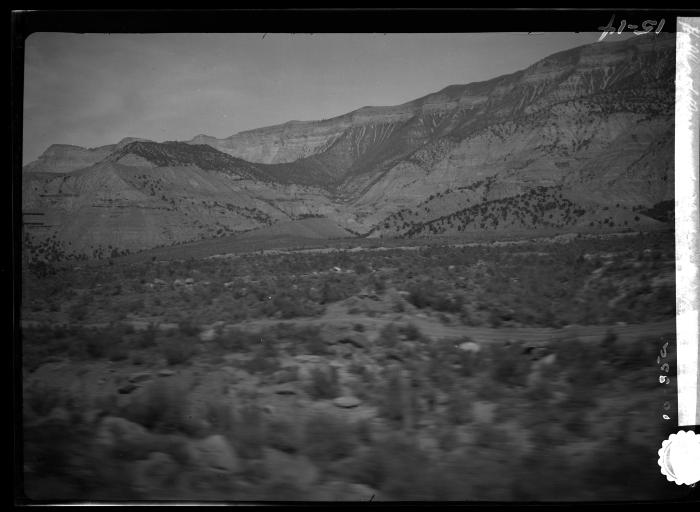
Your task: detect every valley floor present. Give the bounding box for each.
[19,229,687,502]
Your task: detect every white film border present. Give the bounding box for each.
[675,17,700,427]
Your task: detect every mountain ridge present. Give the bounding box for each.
[22,33,675,261]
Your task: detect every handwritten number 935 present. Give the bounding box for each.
[657,341,672,420]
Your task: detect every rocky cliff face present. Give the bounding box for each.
[344,35,675,233]
[23,144,114,174]
[22,34,675,259]
[23,138,152,174]
[22,155,340,259]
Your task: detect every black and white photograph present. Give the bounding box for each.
[13,9,700,503]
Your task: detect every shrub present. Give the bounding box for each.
[203,398,235,435]
[378,323,399,348]
[350,435,431,499]
[107,343,129,362]
[372,275,386,294]
[555,337,594,368]
[581,436,667,499]
[379,368,406,423]
[488,310,503,328]
[525,373,553,402]
[346,446,389,489]
[178,319,200,337]
[426,345,457,392]
[601,328,617,349]
[407,286,432,309]
[354,418,374,445]
[92,393,119,416]
[136,324,158,349]
[615,336,659,370]
[84,336,109,359]
[24,422,81,479]
[25,382,65,417]
[321,277,349,304]
[120,379,192,435]
[68,302,88,322]
[232,404,265,459]
[255,480,305,501]
[474,374,504,401]
[354,262,370,274]
[398,322,422,341]
[511,449,578,501]
[489,345,529,387]
[266,417,301,453]
[562,410,592,437]
[245,339,280,375]
[407,284,462,313]
[215,328,258,352]
[306,366,340,400]
[303,330,329,356]
[161,338,196,365]
[303,412,357,463]
[446,387,473,425]
[454,348,480,378]
[435,422,459,451]
[129,351,149,366]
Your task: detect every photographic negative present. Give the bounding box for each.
[14,9,700,503]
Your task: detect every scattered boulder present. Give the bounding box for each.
[416,434,439,453]
[263,448,319,489]
[457,341,481,354]
[435,391,450,406]
[272,384,297,396]
[95,416,153,449]
[530,352,557,374]
[539,353,557,366]
[185,278,195,285]
[81,408,102,426]
[187,434,239,473]
[526,369,542,388]
[199,328,217,342]
[118,383,139,394]
[523,345,548,360]
[296,365,312,382]
[26,406,72,428]
[273,366,299,384]
[314,480,379,501]
[333,396,362,409]
[336,333,367,349]
[294,355,323,364]
[129,372,153,384]
[46,406,71,424]
[472,401,497,424]
[223,353,246,364]
[132,451,179,495]
[158,369,175,377]
[386,351,404,363]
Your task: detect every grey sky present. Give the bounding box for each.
[23,32,628,163]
